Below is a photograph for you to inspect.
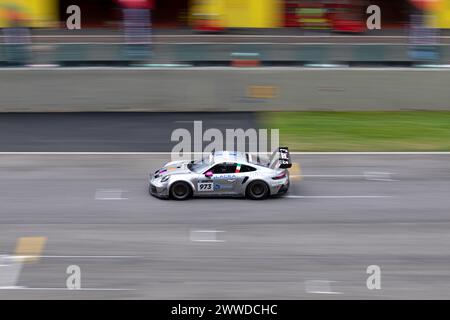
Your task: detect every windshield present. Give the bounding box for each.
[187,157,212,173]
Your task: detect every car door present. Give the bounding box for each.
[209,162,238,195]
[232,164,257,194]
[194,170,215,196]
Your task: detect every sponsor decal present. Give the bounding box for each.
[213,174,236,180]
[214,183,233,191]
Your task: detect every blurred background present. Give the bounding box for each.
[0,0,444,30]
[1,0,450,300]
[0,0,449,66]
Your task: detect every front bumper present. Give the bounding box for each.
[149,176,170,199]
[149,183,170,199]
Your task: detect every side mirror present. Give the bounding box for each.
[205,171,213,178]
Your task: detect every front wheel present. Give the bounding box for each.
[170,181,192,201]
[246,181,270,200]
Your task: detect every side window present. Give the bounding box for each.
[210,164,227,174]
[210,163,237,174]
[225,164,237,173]
[238,165,256,173]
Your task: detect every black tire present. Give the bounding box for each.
[170,181,192,201]
[246,181,270,200]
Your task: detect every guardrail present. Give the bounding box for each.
[0,43,449,66]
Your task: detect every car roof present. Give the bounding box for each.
[212,151,247,164]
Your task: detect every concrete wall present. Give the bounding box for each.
[1,68,449,112]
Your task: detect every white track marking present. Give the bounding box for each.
[307,291,342,295]
[293,174,371,178]
[305,280,342,295]
[364,172,397,181]
[0,152,449,155]
[25,64,60,68]
[0,287,135,291]
[95,189,128,200]
[190,230,226,243]
[292,172,397,181]
[286,195,393,199]
[290,152,450,155]
[0,261,23,288]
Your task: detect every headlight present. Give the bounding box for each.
[161,176,170,183]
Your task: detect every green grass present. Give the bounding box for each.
[261,111,450,151]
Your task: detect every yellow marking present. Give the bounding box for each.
[14,237,47,263]
[289,163,302,182]
[247,86,279,99]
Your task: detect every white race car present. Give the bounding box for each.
[149,147,292,200]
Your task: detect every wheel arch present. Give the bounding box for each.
[169,179,195,196]
[245,179,271,197]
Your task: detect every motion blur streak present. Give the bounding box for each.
[1,0,450,302]
[0,154,449,299]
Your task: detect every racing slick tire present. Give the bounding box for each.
[170,181,192,201]
[246,181,270,200]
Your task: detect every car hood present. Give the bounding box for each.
[153,160,192,178]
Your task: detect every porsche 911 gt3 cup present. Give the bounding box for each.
[149,147,292,200]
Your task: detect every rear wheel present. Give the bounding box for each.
[246,181,270,200]
[170,181,192,200]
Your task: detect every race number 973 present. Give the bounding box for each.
[198,182,213,191]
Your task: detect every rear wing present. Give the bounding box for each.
[269,147,292,169]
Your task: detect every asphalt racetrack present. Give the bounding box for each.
[1,153,449,299]
[0,113,258,152]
